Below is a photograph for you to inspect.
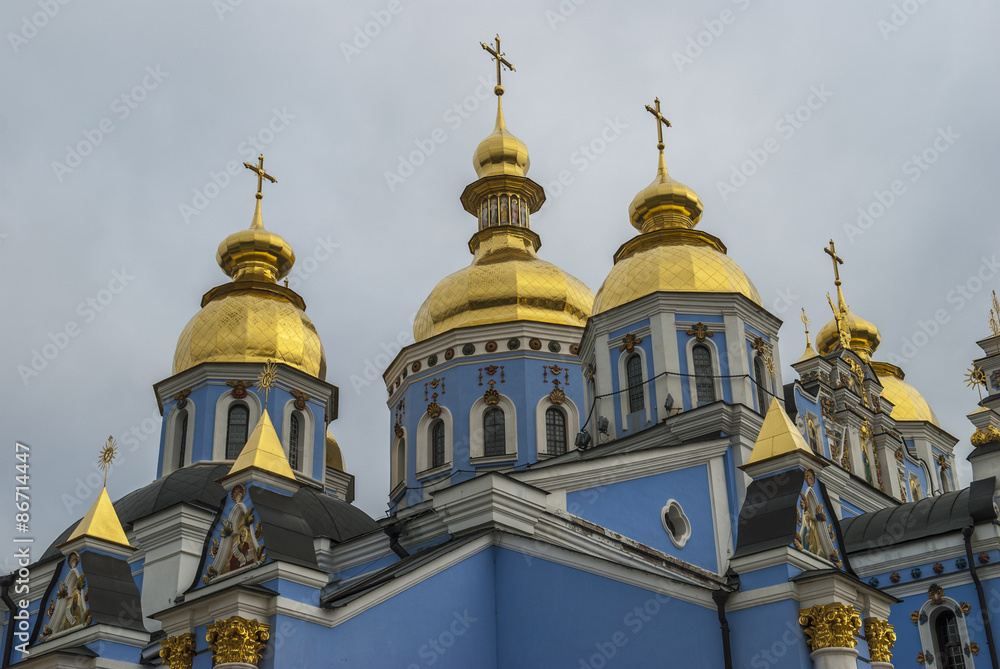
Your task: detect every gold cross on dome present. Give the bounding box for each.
[644,97,672,151]
[824,239,844,285]
[481,34,515,95]
[243,154,277,200]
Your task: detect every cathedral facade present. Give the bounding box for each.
[5,41,1000,669]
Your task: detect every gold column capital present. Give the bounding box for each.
[160,632,196,669]
[206,615,271,666]
[864,617,896,663]
[798,603,862,651]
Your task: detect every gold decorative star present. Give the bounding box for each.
[257,359,277,406]
[98,436,117,487]
[966,365,987,402]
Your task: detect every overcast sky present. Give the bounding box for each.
[2,1,999,562]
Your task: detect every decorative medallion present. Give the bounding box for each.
[529,338,542,350]
[290,389,310,410]
[570,343,580,355]
[868,577,879,587]
[917,651,933,665]
[411,361,421,373]
[485,340,498,353]
[966,642,981,657]
[956,557,968,569]
[820,396,836,421]
[507,338,520,350]
[928,584,945,604]
[484,387,501,406]
[206,616,270,666]
[890,571,900,583]
[428,354,438,367]
[444,348,455,360]
[160,632,196,669]
[549,387,566,405]
[426,400,441,419]
[686,322,715,341]
[933,562,944,574]
[910,610,924,625]
[798,603,862,651]
[549,341,562,353]
[619,333,643,353]
[231,484,246,504]
[226,379,254,399]
[173,388,192,409]
[979,551,991,564]
[394,422,403,438]
[463,343,476,355]
[912,567,922,579]
[959,602,972,615]
[484,365,499,375]
[804,469,816,486]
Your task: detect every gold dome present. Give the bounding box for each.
[325,430,345,471]
[473,98,529,179]
[871,361,940,426]
[628,153,704,232]
[816,309,881,362]
[593,230,761,314]
[173,197,326,379]
[414,227,594,341]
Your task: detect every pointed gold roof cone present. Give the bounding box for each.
[64,487,132,549]
[228,409,297,482]
[249,197,264,230]
[746,397,814,465]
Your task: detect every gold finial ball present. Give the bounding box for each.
[494,85,504,96]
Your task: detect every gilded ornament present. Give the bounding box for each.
[917,650,933,665]
[428,354,438,367]
[98,436,117,487]
[960,602,972,615]
[933,562,944,574]
[685,322,714,341]
[570,343,580,355]
[485,340,498,353]
[967,641,981,656]
[290,389,310,410]
[173,388,192,408]
[549,387,566,405]
[484,365,499,376]
[980,551,991,564]
[412,361,422,373]
[444,348,455,360]
[507,338,520,350]
[798,603,862,651]
[972,425,1000,446]
[619,333,643,353]
[548,341,561,353]
[427,401,441,419]
[206,615,270,666]
[463,343,476,356]
[966,365,987,402]
[928,583,945,604]
[394,422,403,438]
[227,379,254,399]
[990,290,1000,355]
[484,388,500,405]
[160,632,196,669]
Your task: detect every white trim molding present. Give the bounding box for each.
[416,405,454,476]
[163,402,195,474]
[281,399,316,476]
[684,337,724,408]
[213,390,261,461]
[535,395,580,457]
[469,394,518,460]
[391,429,407,492]
[617,346,652,432]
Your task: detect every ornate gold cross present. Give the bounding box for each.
[686,322,714,341]
[243,154,277,200]
[481,34,515,95]
[801,308,813,349]
[644,97,672,151]
[824,239,844,285]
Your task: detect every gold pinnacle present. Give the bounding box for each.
[98,436,118,488]
[990,290,1000,355]
[644,97,672,152]
[801,307,813,349]
[243,154,277,200]
[481,34,515,96]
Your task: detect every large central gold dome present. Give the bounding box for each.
[172,195,326,378]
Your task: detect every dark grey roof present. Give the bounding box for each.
[250,488,320,569]
[840,477,998,554]
[79,551,145,632]
[41,465,230,563]
[293,486,380,542]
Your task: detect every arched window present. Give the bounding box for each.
[225,404,249,459]
[484,407,506,456]
[545,407,567,456]
[754,356,768,412]
[288,412,301,471]
[626,354,644,414]
[692,344,715,404]
[393,438,406,488]
[935,609,966,668]
[177,410,189,469]
[431,420,445,468]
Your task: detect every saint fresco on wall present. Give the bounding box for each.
[40,552,91,642]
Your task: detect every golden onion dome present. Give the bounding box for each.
[871,361,940,426]
[473,98,529,178]
[325,430,345,471]
[593,148,759,315]
[816,308,881,363]
[173,197,326,378]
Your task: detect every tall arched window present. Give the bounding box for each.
[225,404,249,459]
[692,344,715,404]
[484,407,506,456]
[393,438,406,488]
[754,356,768,412]
[545,407,566,456]
[431,420,445,468]
[626,354,644,414]
[288,412,301,471]
[935,610,966,668]
[176,410,189,469]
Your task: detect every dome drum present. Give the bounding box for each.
[460,174,545,218]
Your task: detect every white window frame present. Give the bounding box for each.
[917,596,976,669]
[163,402,196,474]
[617,347,652,431]
[281,399,315,476]
[391,430,407,495]
[416,406,454,476]
[534,395,580,458]
[213,391,261,461]
[685,337,724,408]
[470,394,517,461]
[660,499,691,548]
[752,353,771,413]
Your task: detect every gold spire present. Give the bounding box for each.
[228,410,297,482]
[64,437,132,549]
[796,308,819,363]
[817,240,880,362]
[989,290,1000,355]
[473,35,529,179]
[745,397,814,465]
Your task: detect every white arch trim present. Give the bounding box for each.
[469,394,518,460]
[534,394,580,457]
[163,402,196,474]
[917,595,976,668]
[281,399,316,477]
[617,347,652,433]
[684,337,724,409]
[391,429,407,494]
[213,391,261,461]
[416,405,454,476]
